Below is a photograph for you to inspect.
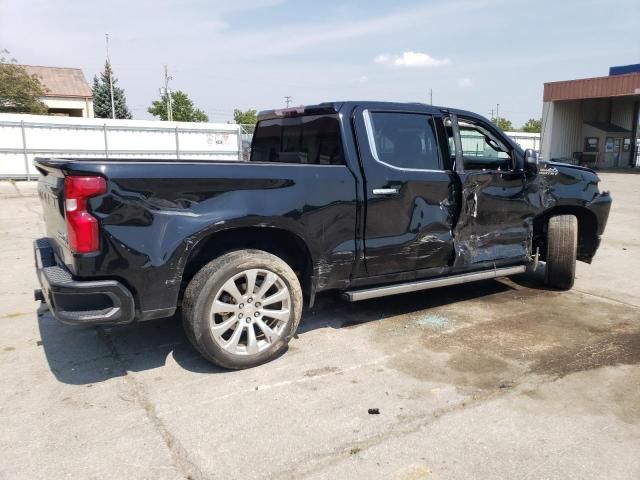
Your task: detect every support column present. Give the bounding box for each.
[629,100,639,168]
[175,126,180,159]
[103,124,109,159]
[20,120,30,181]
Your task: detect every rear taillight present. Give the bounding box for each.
[64,176,107,253]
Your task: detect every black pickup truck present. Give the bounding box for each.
[34,101,612,368]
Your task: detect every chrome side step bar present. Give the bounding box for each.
[343,265,527,302]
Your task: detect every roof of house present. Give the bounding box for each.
[20,65,92,99]
[543,72,640,102]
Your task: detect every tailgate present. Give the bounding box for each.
[35,159,72,264]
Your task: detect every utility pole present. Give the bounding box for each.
[163,65,173,122]
[105,34,116,119]
[429,89,433,105]
[284,96,292,108]
[496,103,500,126]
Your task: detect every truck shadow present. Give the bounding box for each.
[298,279,514,334]
[37,305,219,385]
[38,279,517,385]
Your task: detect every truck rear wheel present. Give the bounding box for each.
[544,215,578,290]
[182,249,303,369]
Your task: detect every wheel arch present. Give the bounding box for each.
[180,226,314,302]
[533,206,599,263]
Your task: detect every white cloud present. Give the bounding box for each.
[458,78,473,88]
[374,51,451,68]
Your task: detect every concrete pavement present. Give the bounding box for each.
[0,180,38,200]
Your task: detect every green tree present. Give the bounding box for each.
[0,49,48,114]
[92,61,132,119]
[522,118,542,133]
[148,90,208,122]
[233,108,257,125]
[491,116,513,131]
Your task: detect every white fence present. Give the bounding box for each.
[461,131,541,156]
[0,114,242,179]
[505,131,541,152]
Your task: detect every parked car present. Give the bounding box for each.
[33,101,612,369]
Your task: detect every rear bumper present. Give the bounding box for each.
[34,238,135,325]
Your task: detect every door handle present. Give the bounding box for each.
[372,188,400,196]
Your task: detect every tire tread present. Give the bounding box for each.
[545,215,578,290]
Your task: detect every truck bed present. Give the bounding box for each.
[34,156,359,320]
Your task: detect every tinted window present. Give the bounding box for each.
[251,115,344,165]
[368,112,440,170]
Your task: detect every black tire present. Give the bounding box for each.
[544,215,578,290]
[182,249,303,369]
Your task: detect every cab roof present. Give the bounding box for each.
[257,101,486,123]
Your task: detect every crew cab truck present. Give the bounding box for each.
[34,102,612,369]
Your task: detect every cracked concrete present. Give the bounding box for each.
[0,173,638,479]
[96,327,206,480]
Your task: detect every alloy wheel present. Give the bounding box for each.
[209,268,291,356]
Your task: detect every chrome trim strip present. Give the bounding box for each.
[343,265,527,301]
[372,188,399,195]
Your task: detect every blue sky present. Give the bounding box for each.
[1,0,639,126]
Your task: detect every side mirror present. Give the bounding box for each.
[524,149,545,173]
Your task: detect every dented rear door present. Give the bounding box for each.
[353,107,457,277]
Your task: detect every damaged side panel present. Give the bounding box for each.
[69,161,358,317]
[452,171,534,266]
[361,173,457,276]
[351,106,459,278]
[527,162,612,261]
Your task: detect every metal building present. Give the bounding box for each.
[541,65,640,169]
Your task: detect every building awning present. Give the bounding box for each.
[543,73,640,102]
[20,65,92,99]
[584,121,631,134]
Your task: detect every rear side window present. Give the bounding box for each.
[251,115,344,165]
[367,112,441,170]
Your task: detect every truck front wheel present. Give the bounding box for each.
[544,215,578,290]
[182,249,303,369]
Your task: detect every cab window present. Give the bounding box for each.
[251,115,344,165]
[447,119,512,171]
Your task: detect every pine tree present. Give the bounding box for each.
[92,61,132,119]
